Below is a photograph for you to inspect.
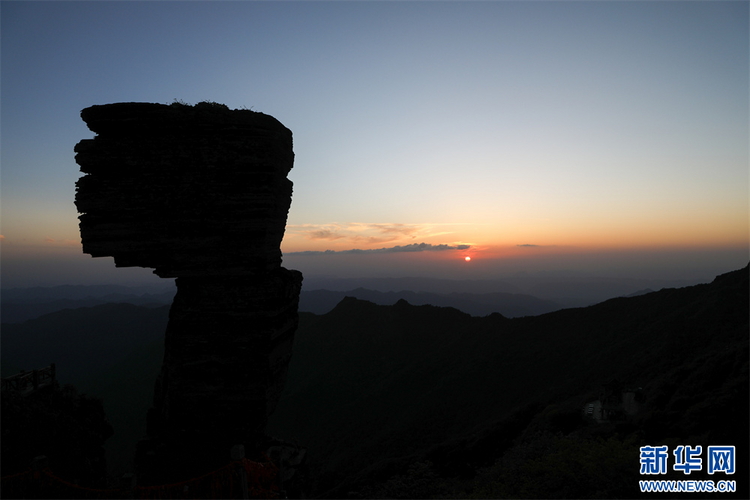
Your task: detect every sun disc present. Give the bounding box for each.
[464,256,471,262]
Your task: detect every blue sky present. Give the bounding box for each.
[1,1,748,287]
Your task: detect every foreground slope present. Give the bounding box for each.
[268,265,748,497]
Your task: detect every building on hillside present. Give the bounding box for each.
[583,380,643,423]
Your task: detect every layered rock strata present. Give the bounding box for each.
[74,102,302,485]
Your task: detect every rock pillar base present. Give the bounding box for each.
[135,268,302,486]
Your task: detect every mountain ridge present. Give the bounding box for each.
[3,274,677,323]
[268,264,748,497]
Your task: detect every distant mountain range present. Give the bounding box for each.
[2,284,560,323]
[1,284,176,323]
[301,274,697,306]
[1,265,747,497]
[299,288,562,317]
[2,272,688,323]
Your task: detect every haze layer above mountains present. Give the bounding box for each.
[1,272,694,324]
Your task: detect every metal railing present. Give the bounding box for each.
[1,364,56,393]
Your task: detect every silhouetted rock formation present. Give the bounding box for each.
[75,102,294,277]
[74,101,302,485]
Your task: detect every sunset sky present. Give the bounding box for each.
[1,1,748,287]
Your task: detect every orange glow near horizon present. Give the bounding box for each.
[281,210,749,256]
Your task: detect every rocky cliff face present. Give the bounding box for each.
[74,101,302,485]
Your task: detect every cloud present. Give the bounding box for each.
[284,223,475,256]
[287,249,339,257]
[289,222,435,245]
[336,224,423,246]
[350,235,400,245]
[288,224,348,241]
[366,223,420,237]
[308,229,346,241]
[41,237,80,247]
[286,242,471,256]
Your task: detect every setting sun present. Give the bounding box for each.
[464,256,471,262]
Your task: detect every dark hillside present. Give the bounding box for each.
[83,337,165,477]
[268,265,748,497]
[1,303,169,388]
[2,304,170,480]
[2,267,745,496]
